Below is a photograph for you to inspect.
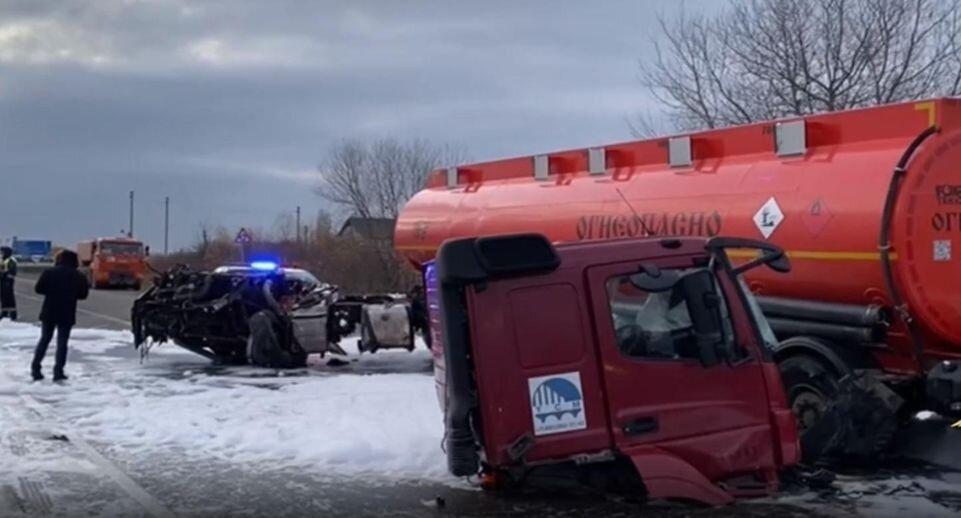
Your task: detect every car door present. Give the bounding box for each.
[586,256,778,480]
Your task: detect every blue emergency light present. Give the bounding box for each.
[250,260,279,271]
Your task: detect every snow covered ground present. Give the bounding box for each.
[2,320,961,517]
[0,321,448,486]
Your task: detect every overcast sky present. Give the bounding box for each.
[0,0,718,252]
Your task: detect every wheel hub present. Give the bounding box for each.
[792,387,827,432]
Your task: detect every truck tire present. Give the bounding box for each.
[780,347,901,465]
[248,311,307,368]
[779,354,841,436]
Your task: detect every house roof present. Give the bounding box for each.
[336,217,396,240]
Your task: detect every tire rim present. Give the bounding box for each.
[791,384,828,432]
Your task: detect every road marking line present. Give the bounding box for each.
[19,394,176,518]
[13,277,131,327]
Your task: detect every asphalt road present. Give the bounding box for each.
[12,269,137,331]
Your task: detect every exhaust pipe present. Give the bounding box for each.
[757,296,890,328]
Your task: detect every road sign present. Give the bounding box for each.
[235,228,252,244]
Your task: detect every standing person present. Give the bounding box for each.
[408,285,431,349]
[0,246,17,320]
[31,250,89,382]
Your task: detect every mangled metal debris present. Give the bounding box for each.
[132,264,416,368]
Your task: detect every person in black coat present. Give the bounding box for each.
[31,249,89,381]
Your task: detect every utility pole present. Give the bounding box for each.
[164,196,170,254]
[128,190,135,238]
[296,206,301,244]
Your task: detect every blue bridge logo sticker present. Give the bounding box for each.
[528,372,587,436]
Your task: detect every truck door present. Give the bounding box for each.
[586,259,779,495]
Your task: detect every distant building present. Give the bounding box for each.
[336,217,396,242]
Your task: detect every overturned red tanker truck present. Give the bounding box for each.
[396,98,961,463]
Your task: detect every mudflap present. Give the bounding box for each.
[627,447,734,506]
[802,371,904,464]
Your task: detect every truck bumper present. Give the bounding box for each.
[95,272,142,288]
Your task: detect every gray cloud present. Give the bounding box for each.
[0,0,718,251]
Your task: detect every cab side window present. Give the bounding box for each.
[605,272,736,361]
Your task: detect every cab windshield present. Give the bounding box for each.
[100,242,143,256]
[606,267,736,361]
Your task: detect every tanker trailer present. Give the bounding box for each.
[396,98,961,462]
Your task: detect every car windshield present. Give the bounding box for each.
[282,269,320,291]
[211,266,320,292]
[100,242,143,255]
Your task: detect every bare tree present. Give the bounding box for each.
[638,0,961,133]
[317,138,468,219]
[272,211,296,242]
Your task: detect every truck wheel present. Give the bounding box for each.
[780,354,840,434]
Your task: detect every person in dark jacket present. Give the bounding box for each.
[0,246,17,320]
[408,284,431,349]
[31,249,89,382]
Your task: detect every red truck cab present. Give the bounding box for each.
[428,234,799,505]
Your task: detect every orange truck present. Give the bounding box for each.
[396,98,961,463]
[77,237,147,289]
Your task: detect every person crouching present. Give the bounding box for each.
[31,250,90,382]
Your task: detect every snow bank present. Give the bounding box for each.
[0,321,449,484]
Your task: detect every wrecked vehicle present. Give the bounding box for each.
[131,262,416,367]
[430,233,800,506]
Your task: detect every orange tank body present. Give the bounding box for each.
[396,98,961,374]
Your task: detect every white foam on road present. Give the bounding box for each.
[0,321,450,485]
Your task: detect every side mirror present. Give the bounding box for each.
[144,246,151,257]
[764,253,790,274]
[705,237,791,275]
[676,269,724,368]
